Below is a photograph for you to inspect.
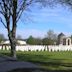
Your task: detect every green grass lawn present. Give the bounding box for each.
[17,51,72,71]
[0,50,72,71]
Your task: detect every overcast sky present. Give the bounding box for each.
[0,4,72,39]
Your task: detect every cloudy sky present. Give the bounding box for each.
[0,4,72,39]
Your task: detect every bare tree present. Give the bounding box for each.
[0,0,34,58]
[47,30,57,41]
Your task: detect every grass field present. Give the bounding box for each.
[0,50,72,71]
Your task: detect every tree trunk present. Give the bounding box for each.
[11,42,16,58]
[9,0,17,58]
[10,38,16,58]
[8,31,16,58]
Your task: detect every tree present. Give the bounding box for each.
[47,30,57,41]
[0,0,55,58]
[35,38,42,45]
[47,30,54,39]
[0,0,35,58]
[42,30,58,45]
[26,36,42,45]
[26,36,34,45]
[42,38,54,45]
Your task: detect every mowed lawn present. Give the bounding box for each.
[0,50,72,71]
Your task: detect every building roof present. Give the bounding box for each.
[58,33,65,37]
[1,40,26,45]
[17,40,26,45]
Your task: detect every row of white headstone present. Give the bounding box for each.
[0,45,72,52]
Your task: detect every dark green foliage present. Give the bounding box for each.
[42,38,54,45]
[26,36,35,45]
[42,30,57,45]
[26,36,42,45]
[26,30,58,45]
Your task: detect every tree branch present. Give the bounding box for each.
[16,0,33,23]
[17,0,26,16]
[0,17,7,28]
[26,0,33,6]
[1,0,10,32]
[0,11,4,15]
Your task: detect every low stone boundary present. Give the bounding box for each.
[0,45,72,52]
